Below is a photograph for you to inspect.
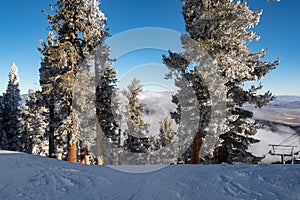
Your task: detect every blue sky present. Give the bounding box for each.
[0,0,299,95]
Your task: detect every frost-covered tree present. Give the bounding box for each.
[39,0,109,162]
[74,65,97,164]
[164,54,214,164]
[123,79,150,152]
[0,63,23,152]
[159,117,175,147]
[123,79,149,136]
[94,53,118,164]
[39,32,60,159]
[21,90,49,156]
[79,0,117,165]
[164,0,278,164]
[39,13,81,161]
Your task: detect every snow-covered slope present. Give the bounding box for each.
[0,151,299,200]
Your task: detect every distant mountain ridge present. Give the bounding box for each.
[268,96,300,109]
[244,95,300,126]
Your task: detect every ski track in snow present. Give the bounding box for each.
[0,151,299,200]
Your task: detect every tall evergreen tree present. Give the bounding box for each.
[0,63,23,151]
[78,0,117,165]
[38,9,82,161]
[21,90,49,156]
[123,79,149,137]
[39,32,60,159]
[123,79,150,152]
[74,65,97,164]
[39,0,109,162]
[94,47,118,165]
[164,0,278,164]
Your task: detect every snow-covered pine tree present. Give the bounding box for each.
[0,63,23,152]
[39,0,109,162]
[94,48,118,165]
[159,117,175,147]
[39,32,59,159]
[21,90,49,156]
[38,1,81,161]
[123,79,150,152]
[82,0,117,165]
[164,0,278,164]
[163,55,212,164]
[74,64,97,164]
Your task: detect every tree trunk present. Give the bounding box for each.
[96,120,104,165]
[49,103,55,158]
[68,143,77,163]
[191,129,203,164]
[97,155,103,165]
[217,145,227,163]
[80,145,90,164]
[85,155,90,165]
[67,96,77,163]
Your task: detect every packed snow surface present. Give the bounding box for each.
[0,151,299,200]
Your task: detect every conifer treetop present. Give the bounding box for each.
[9,63,19,85]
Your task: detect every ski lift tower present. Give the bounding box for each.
[268,144,297,164]
[295,139,300,164]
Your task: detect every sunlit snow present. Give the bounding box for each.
[0,151,299,200]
